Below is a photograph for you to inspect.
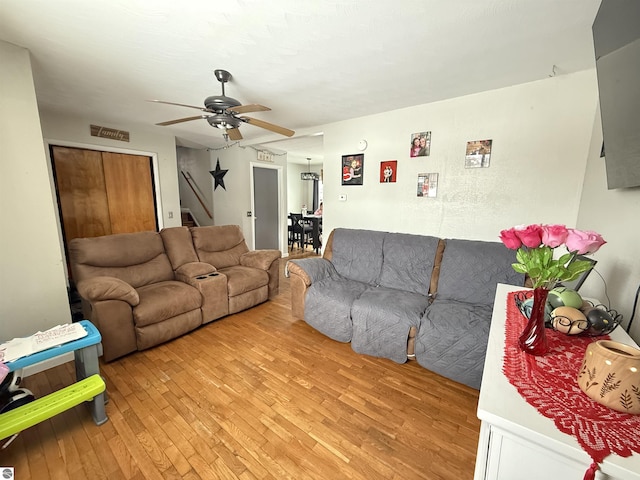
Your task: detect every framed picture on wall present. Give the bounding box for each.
[465,139,492,168]
[417,172,438,197]
[380,160,397,183]
[342,154,364,185]
[410,131,431,157]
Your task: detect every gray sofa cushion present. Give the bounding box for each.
[378,232,440,295]
[414,300,493,389]
[436,239,523,306]
[305,276,369,342]
[331,229,386,285]
[351,287,430,363]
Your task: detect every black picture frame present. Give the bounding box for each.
[342,154,364,186]
[559,255,597,292]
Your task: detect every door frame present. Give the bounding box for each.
[44,138,163,282]
[249,162,284,255]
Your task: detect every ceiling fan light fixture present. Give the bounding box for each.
[153,68,294,139]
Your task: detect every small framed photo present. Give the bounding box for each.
[380,160,397,183]
[410,131,431,157]
[465,139,492,168]
[417,173,438,197]
[342,154,364,185]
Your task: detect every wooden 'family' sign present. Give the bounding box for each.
[90,124,130,142]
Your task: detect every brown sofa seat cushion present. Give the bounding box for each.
[218,266,269,297]
[133,281,202,327]
[190,225,249,268]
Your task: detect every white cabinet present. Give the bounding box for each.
[474,284,640,480]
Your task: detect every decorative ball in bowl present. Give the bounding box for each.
[577,340,640,414]
[550,306,589,335]
[514,290,622,336]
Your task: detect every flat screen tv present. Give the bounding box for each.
[592,0,640,189]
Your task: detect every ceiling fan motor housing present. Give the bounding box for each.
[204,95,241,112]
[206,113,242,129]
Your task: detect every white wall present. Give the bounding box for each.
[0,42,71,339]
[322,71,598,241]
[177,146,215,226]
[577,105,640,342]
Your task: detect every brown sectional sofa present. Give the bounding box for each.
[68,225,281,361]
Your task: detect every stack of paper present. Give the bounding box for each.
[0,323,87,363]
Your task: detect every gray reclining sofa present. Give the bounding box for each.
[286,228,523,389]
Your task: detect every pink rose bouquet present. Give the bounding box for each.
[499,224,606,289]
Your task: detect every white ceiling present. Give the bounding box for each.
[0,0,602,163]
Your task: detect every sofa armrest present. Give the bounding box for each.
[287,258,337,283]
[286,261,312,286]
[76,276,139,306]
[240,249,281,271]
[174,261,217,283]
[287,258,337,319]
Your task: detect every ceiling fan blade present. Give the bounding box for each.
[241,116,295,137]
[226,128,243,141]
[156,115,209,126]
[148,99,208,112]
[227,104,271,114]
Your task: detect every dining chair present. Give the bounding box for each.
[289,213,312,249]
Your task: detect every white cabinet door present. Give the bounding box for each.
[484,426,592,480]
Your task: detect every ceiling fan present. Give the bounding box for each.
[150,69,294,141]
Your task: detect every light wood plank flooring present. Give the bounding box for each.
[1,251,481,479]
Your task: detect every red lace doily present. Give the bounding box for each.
[503,290,640,472]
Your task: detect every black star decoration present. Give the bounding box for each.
[210,158,228,191]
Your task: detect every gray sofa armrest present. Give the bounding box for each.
[287,258,338,320]
[287,258,337,283]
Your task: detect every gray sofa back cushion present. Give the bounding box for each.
[436,238,523,305]
[378,232,440,295]
[331,229,386,285]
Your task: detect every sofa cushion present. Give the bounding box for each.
[218,265,268,297]
[69,231,175,288]
[330,229,386,285]
[133,280,202,327]
[378,232,440,295]
[351,287,430,363]
[415,300,493,389]
[160,226,199,270]
[305,276,369,342]
[435,239,523,306]
[191,225,249,268]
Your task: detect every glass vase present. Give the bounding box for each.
[518,287,550,356]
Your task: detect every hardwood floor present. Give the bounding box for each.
[1,249,481,479]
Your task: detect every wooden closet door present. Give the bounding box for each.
[102,152,157,233]
[52,146,112,241]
